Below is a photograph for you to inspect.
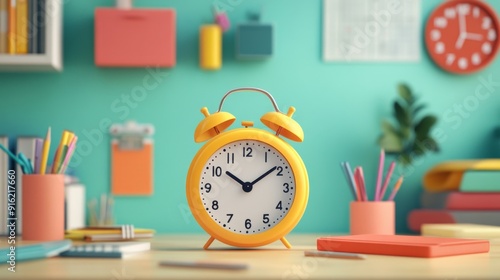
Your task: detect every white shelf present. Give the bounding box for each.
[0,0,62,72]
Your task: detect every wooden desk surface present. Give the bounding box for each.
[2,234,500,279]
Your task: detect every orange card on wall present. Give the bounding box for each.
[110,121,154,196]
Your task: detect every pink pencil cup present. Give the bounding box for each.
[350,201,395,235]
[22,174,65,241]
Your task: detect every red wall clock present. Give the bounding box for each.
[425,0,500,74]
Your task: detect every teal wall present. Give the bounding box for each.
[1,0,499,234]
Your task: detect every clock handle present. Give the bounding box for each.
[217,87,282,113]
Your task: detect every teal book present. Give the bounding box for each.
[460,170,500,192]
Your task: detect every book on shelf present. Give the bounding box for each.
[37,0,44,54]
[0,0,7,53]
[27,0,37,53]
[0,136,9,235]
[7,0,15,54]
[421,191,500,210]
[15,0,27,53]
[408,209,500,232]
[59,241,150,258]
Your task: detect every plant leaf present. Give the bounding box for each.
[398,153,412,166]
[381,120,398,134]
[416,137,440,153]
[412,104,426,116]
[378,131,404,153]
[398,84,413,105]
[394,101,411,128]
[415,115,437,140]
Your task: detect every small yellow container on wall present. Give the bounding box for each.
[199,24,222,70]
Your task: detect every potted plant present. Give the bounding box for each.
[378,84,439,166]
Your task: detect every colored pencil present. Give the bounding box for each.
[388,176,404,201]
[59,135,78,174]
[345,162,360,201]
[345,161,361,200]
[354,167,367,201]
[375,149,385,201]
[51,130,71,173]
[340,162,359,201]
[39,127,51,174]
[305,250,366,260]
[378,161,396,201]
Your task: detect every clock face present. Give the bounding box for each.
[425,0,499,74]
[198,139,295,235]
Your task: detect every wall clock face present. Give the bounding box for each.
[425,0,500,74]
[199,140,295,234]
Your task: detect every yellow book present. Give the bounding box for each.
[15,0,26,54]
[7,0,14,54]
[422,224,500,239]
[0,0,7,53]
[65,227,155,241]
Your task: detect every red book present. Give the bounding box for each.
[421,191,500,210]
[317,235,489,258]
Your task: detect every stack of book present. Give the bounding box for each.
[408,160,500,232]
[0,0,46,55]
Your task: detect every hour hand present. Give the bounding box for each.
[225,171,245,186]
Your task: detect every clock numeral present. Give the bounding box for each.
[243,147,253,157]
[283,183,290,193]
[276,201,282,210]
[212,200,219,210]
[212,166,222,177]
[226,213,233,223]
[262,214,269,224]
[265,152,268,163]
[245,219,252,229]
[227,153,234,164]
[276,166,284,176]
[204,183,212,193]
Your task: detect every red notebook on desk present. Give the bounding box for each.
[317,235,489,258]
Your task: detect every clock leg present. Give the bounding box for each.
[280,237,292,249]
[203,236,216,250]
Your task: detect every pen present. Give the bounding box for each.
[159,260,248,270]
[34,138,43,174]
[305,250,366,260]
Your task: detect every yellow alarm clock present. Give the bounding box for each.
[186,87,309,249]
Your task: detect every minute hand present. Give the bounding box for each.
[251,166,278,185]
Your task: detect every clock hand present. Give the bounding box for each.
[225,171,246,186]
[465,33,483,41]
[457,6,466,34]
[251,166,278,186]
[455,6,467,49]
